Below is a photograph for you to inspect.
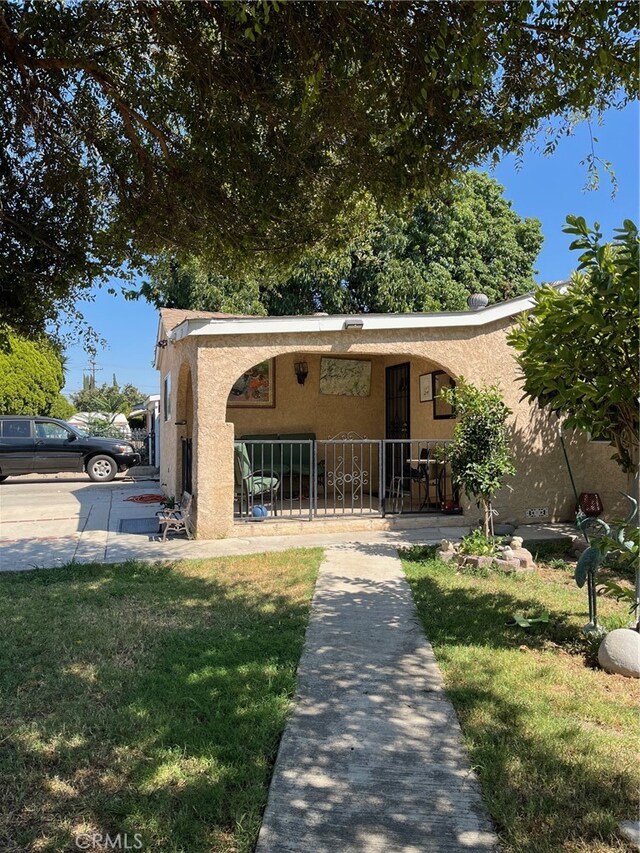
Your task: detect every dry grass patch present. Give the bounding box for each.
[0,550,321,853]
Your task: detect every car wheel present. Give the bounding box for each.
[0,475,8,483]
[87,455,118,482]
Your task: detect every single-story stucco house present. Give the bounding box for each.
[154,293,625,539]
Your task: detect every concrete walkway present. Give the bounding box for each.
[256,542,498,853]
[0,477,576,572]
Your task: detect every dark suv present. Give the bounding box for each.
[0,416,141,483]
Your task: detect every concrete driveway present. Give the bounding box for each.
[0,475,165,571]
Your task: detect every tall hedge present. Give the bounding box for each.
[0,333,65,415]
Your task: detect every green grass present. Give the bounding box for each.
[0,550,322,853]
[402,546,640,853]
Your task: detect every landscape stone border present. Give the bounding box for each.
[437,536,537,573]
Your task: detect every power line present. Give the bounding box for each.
[81,358,102,389]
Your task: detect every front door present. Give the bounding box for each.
[385,362,410,492]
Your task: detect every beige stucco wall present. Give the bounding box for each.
[227,352,386,440]
[158,318,627,538]
[226,351,456,442]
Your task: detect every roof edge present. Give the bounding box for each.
[163,282,568,343]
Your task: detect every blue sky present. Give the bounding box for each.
[60,102,639,399]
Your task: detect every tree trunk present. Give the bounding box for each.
[482,499,493,539]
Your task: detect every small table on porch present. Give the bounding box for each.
[403,457,444,511]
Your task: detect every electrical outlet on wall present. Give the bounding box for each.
[526,507,549,519]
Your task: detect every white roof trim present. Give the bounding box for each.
[165,283,567,342]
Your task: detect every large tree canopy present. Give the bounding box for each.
[136,172,543,314]
[508,217,639,474]
[1,1,637,335]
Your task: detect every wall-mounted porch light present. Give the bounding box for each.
[156,339,168,348]
[294,361,309,385]
[343,317,364,330]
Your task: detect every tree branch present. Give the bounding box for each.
[0,12,172,162]
[0,209,65,256]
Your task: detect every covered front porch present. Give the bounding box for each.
[227,351,459,525]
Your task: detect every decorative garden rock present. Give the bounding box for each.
[437,550,456,562]
[619,820,640,846]
[435,535,535,573]
[436,539,457,562]
[597,628,640,678]
[510,536,524,549]
[457,555,521,572]
[509,548,536,570]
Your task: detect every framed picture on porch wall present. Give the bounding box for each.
[433,370,456,419]
[227,359,276,408]
[319,357,372,396]
[419,373,433,403]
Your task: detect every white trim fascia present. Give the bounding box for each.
[166,282,568,342]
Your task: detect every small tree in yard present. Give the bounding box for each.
[441,379,516,539]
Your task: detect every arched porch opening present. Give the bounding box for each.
[175,361,194,495]
[224,351,461,522]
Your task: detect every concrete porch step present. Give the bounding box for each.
[233,512,468,538]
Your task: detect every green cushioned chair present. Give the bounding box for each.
[239,434,284,475]
[234,442,280,516]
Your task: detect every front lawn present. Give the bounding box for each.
[0,550,322,853]
[402,544,640,853]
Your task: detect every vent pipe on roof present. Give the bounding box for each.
[467,293,489,311]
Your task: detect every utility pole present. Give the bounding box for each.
[82,358,102,390]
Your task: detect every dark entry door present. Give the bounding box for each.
[385,363,410,492]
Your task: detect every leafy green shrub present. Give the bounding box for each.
[458,528,502,556]
[49,394,75,420]
[83,416,128,439]
[0,332,64,415]
[548,558,571,572]
[508,217,639,475]
[398,544,439,564]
